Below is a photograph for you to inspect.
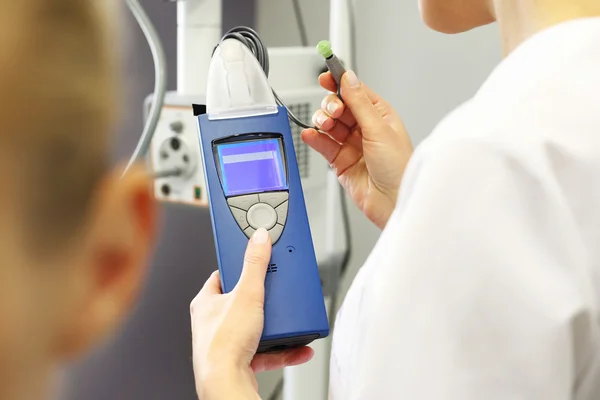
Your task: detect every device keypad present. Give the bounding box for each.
[247,203,278,230]
[274,201,288,225]
[228,191,289,244]
[259,192,288,208]
[244,226,256,238]
[230,207,249,230]
[227,194,259,210]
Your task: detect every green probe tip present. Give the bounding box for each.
[317,40,333,58]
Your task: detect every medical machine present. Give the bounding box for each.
[125,0,355,398]
[196,35,329,351]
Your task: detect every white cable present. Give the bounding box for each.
[123,0,168,177]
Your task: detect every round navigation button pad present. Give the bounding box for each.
[227,191,290,244]
[247,203,278,230]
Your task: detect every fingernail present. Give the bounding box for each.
[345,70,360,88]
[326,101,339,115]
[312,111,328,127]
[252,228,269,244]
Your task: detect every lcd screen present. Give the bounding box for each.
[216,138,288,196]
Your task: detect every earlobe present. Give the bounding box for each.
[55,294,121,361]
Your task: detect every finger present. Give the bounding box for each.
[320,75,389,131]
[321,94,357,128]
[199,270,222,296]
[336,106,359,129]
[312,109,337,132]
[339,71,388,142]
[319,72,338,93]
[251,346,315,373]
[321,94,345,120]
[302,129,363,177]
[312,111,357,146]
[236,228,272,298]
[190,270,221,321]
[320,72,386,107]
[302,128,341,164]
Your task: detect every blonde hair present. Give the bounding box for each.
[0,0,116,250]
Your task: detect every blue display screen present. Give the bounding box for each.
[216,138,288,197]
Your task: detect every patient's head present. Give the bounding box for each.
[0,1,155,398]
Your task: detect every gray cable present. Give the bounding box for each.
[219,27,317,131]
[339,0,357,277]
[267,379,284,400]
[123,0,168,177]
[348,0,358,72]
[291,0,309,46]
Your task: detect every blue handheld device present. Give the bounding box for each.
[197,103,330,352]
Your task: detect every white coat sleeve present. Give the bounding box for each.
[347,139,595,400]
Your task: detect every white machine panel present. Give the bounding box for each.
[148,100,208,206]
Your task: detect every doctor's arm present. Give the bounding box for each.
[348,140,594,400]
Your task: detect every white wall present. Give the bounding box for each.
[257,0,329,47]
[257,0,501,398]
[354,2,501,144]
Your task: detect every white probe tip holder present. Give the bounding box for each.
[206,39,278,120]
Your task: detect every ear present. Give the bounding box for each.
[56,164,157,359]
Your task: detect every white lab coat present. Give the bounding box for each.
[329,17,600,400]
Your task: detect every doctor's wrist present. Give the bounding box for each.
[366,192,398,230]
[197,365,260,400]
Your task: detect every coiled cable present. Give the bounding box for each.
[218,27,317,130]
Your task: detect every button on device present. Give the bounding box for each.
[269,224,284,244]
[228,194,259,211]
[259,192,288,208]
[230,206,249,230]
[244,226,256,238]
[247,203,277,230]
[275,201,288,225]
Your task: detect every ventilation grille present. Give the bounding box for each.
[267,263,278,274]
[287,102,311,178]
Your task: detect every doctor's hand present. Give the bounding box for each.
[190,228,314,400]
[302,71,413,230]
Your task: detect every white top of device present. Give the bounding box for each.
[206,39,278,120]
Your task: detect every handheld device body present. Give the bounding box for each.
[197,106,330,352]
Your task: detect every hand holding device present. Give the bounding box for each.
[302,43,414,230]
[190,229,314,400]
